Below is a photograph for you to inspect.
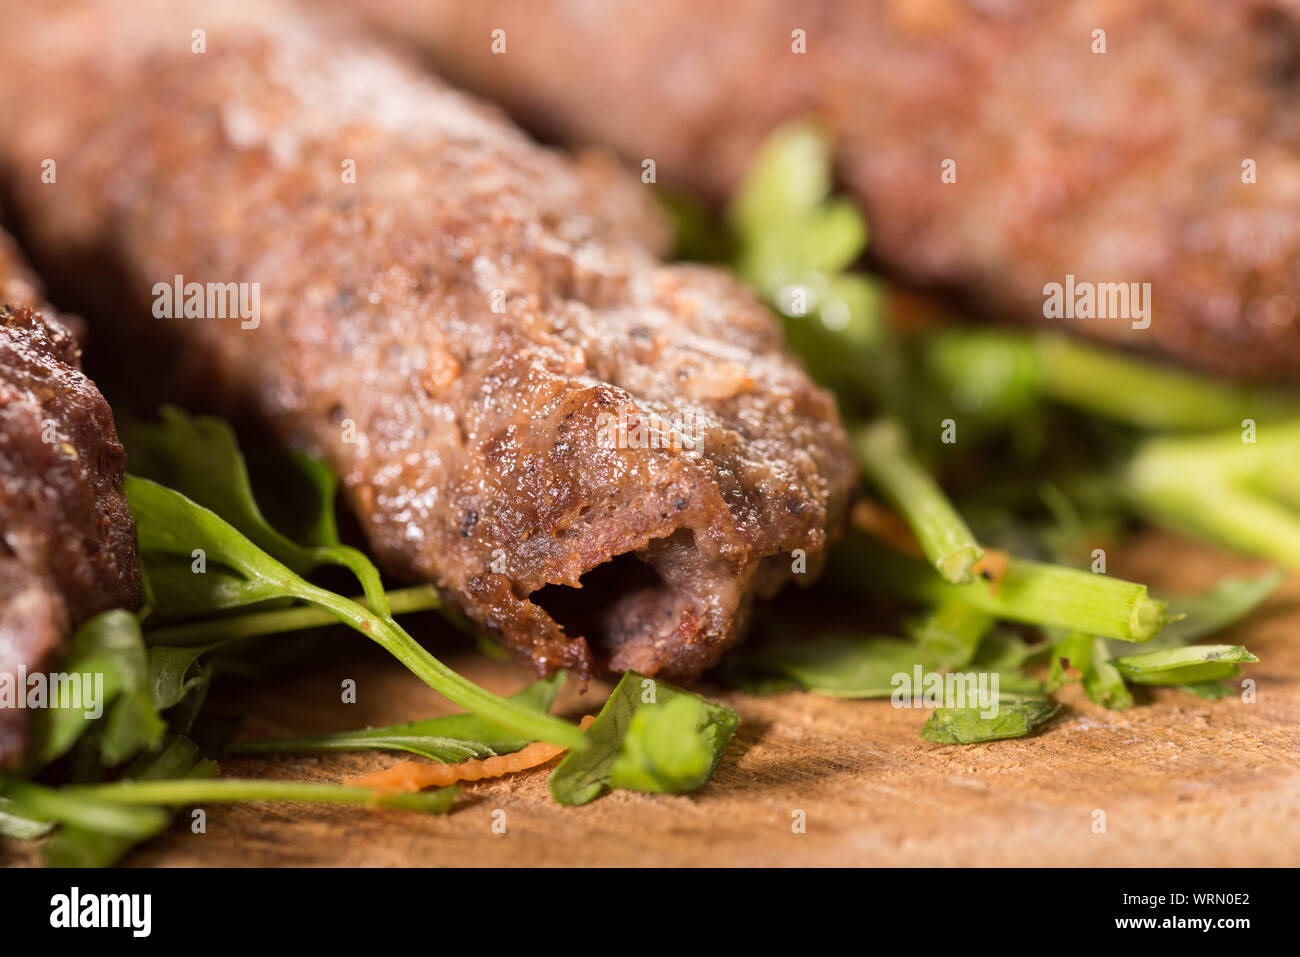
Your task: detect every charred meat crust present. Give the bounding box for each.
[0,1,857,680]
[0,230,140,768]
[347,0,1300,381]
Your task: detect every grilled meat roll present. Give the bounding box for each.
[0,227,139,768]
[0,0,856,680]
[342,0,1300,380]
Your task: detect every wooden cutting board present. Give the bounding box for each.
[5,528,1299,867]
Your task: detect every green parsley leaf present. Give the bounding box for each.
[30,610,166,767]
[732,633,945,699]
[125,406,389,616]
[922,695,1061,745]
[1155,571,1285,646]
[0,796,54,840]
[1177,681,1236,701]
[550,672,738,806]
[1113,644,1258,686]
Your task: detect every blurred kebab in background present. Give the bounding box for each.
[340,0,1300,380]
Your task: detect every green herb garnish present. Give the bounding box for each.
[834,535,1167,643]
[1155,571,1285,646]
[1113,645,1258,686]
[921,695,1061,745]
[1127,425,1300,572]
[30,610,166,766]
[726,633,943,699]
[1047,633,1134,710]
[229,673,565,761]
[125,406,390,616]
[550,672,738,806]
[856,418,985,583]
[127,476,586,753]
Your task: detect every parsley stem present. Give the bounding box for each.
[1035,336,1300,429]
[0,779,168,838]
[1126,424,1300,570]
[926,331,1300,429]
[835,536,1167,642]
[855,418,984,583]
[287,580,588,752]
[145,585,442,646]
[127,478,588,753]
[60,779,459,813]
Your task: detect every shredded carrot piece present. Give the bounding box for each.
[352,715,596,793]
[851,500,924,557]
[971,548,1009,594]
[1056,656,1084,682]
[882,287,951,332]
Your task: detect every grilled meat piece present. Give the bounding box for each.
[342,0,1300,380]
[0,1,856,680]
[0,228,139,768]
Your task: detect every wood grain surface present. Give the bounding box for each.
[4,529,1298,867]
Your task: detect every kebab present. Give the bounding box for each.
[0,226,139,768]
[342,0,1300,380]
[0,0,857,681]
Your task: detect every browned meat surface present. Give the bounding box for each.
[341,0,1300,381]
[0,1,856,680]
[0,228,139,768]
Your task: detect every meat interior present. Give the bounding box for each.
[531,540,688,671]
